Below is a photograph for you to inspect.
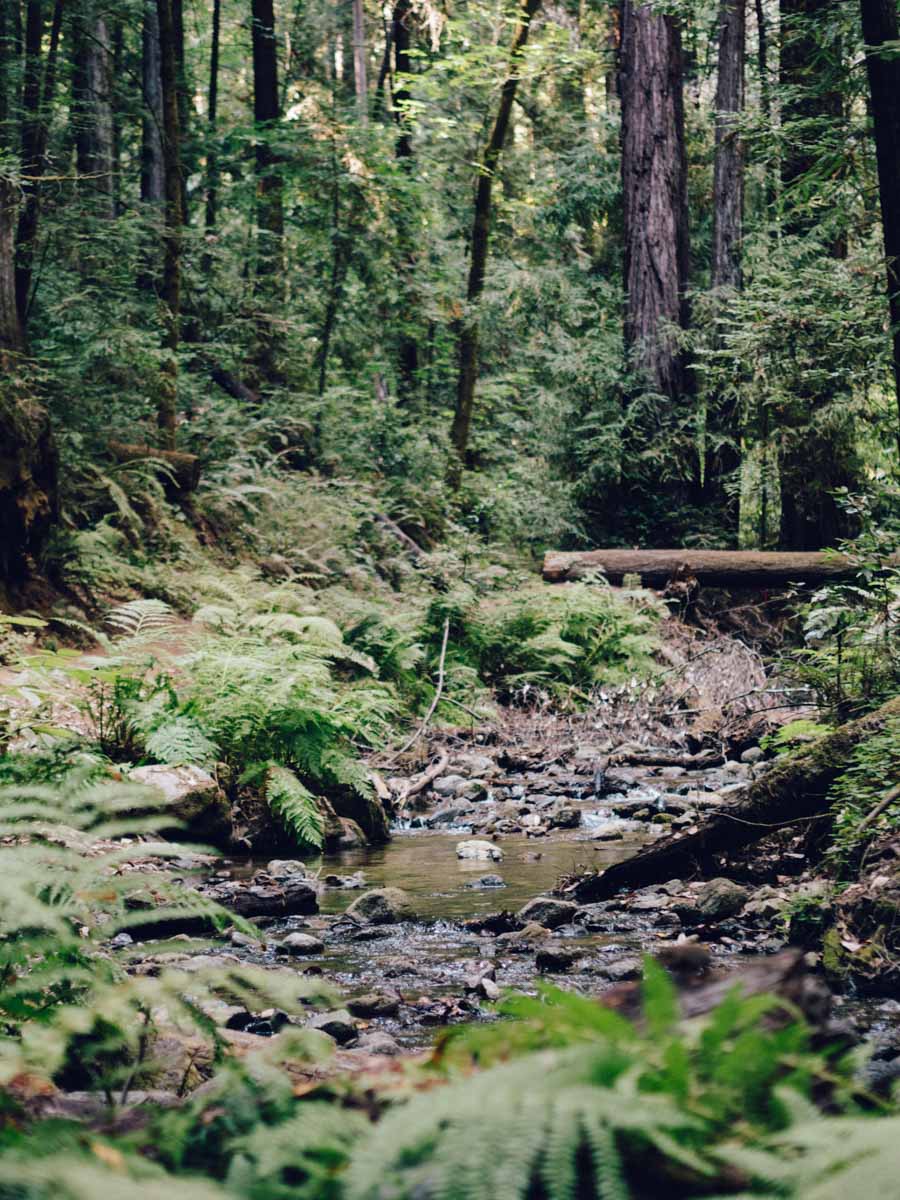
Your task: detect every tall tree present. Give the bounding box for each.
[156,0,183,447]
[15,0,63,327]
[859,0,900,457]
[392,0,418,402]
[711,0,744,292]
[203,0,222,267]
[71,0,116,216]
[352,0,368,121]
[141,0,165,205]
[251,0,285,378]
[449,0,542,474]
[620,0,690,402]
[392,0,413,159]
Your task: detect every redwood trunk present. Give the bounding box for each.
[203,0,222,268]
[450,0,541,473]
[620,0,690,400]
[156,0,182,448]
[859,0,900,457]
[72,2,116,216]
[711,0,744,292]
[141,0,165,205]
[251,0,285,378]
[392,0,419,403]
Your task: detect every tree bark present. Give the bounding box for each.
[141,0,165,205]
[0,178,58,585]
[859,0,900,458]
[392,0,419,403]
[711,0,744,292]
[620,0,690,400]
[565,696,900,901]
[541,546,889,586]
[251,0,285,379]
[202,0,221,272]
[352,0,368,121]
[15,0,62,327]
[71,0,115,216]
[156,0,182,448]
[449,0,541,475]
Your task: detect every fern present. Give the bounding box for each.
[106,599,177,639]
[264,765,325,850]
[142,714,219,766]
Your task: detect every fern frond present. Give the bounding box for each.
[106,599,176,639]
[264,764,324,850]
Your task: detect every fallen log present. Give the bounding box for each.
[566,696,900,902]
[541,548,886,587]
[108,441,201,494]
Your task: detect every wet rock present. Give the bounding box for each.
[456,839,503,862]
[452,753,496,777]
[332,818,368,849]
[346,887,415,924]
[307,1009,358,1045]
[225,1008,290,1037]
[147,1027,214,1091]
[433,774,472,797]
[322,872,366,889]
[202,871,319,919]
[598,957,642,982]
[741,746,764,764]
[464,911,522,935]
[279,932,325,956]
[495,921,551,951]
[127,764,231,846]
[465,873,506,889]
[517,897,578,930]
[229,929,265,950]
[347,990,401,1018]
[463,962,500,1000]
[428,803,475,828]
[267,859,308,878]
[535,946,580,973]
[356,1031,401,1056]
[549,805,581,830]
[673,878,750,924]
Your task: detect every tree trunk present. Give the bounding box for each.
[859,0,900,459]
[541,546,888,586]
[620,0,690,400]
[72,1,115,216]
[0,178,58,585]
[173,0,189,225]
[251,0,285,380]
[352,0,368,121]
[141,0,165,205]
[392,0,419,403]
[15,0,62,328]
[711,0,744,292]
[565,696,900,901]
[202,0,221,272]
[156,0,182,448]
[449,0,541,475]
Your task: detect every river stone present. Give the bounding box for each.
[456,839,503,862]
[347,990,401,1018]
[346,887,415,924]
[279,932,324,956]
[516,897,578,929]
[433,774,471,797]
[674,878,750,924]
[599,957,643,982]
[267,859,308,878]
[495,921,551,951]
[465,874,506,889]
[549,805,581,830]
[356,1031,401,1056]
[452,752,495,777]
[127,764,231,846]
[535,945,581,973]
[741,746,764,764]
[306,1009,357,1045]
[201,872,319,918]
[428,803,475,828]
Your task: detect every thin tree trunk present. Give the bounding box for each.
[141,0,165,205]
[173,0,189,224]
[0,0,9,148]
[392,0,413,159]
[1,179,24,356]
[859,0,900,458]
[15,0,62,327]
[711,0,744,292]
[392,0,418,402]
[202,0,221,273]
[449,0,541,475]
[251,0,285,379]
[72,2,115,216]
[156,0,183,448]
[620,0,691,401]
[352,0,368,121]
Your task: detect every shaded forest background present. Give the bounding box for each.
[1,0,900,590]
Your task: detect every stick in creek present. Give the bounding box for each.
[386,617,450,762]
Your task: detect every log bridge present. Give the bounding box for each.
[541,548,886,588]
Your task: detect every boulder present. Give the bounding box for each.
[278,932,325,956]
[456,839,503,862]
[332,818,367,849]
[127,764,231,846]
[495,921,551,952]
[355,1031,401,1056]
[267,860,307,878]
[347,990,401,1018]
[673,878,750,924]
[306,1009,358,1045]
[516,897,578,929]
[427,803,475,828]
[201,871,319,919]
[598,957,643,982]
[549,805,581,830]
[433,774,470,797]
[535,946,581,973]
[465,874,506,890]
[346,887,415,924]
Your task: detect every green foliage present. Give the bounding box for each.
[827,716,900,870]
[760,719,834,757]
